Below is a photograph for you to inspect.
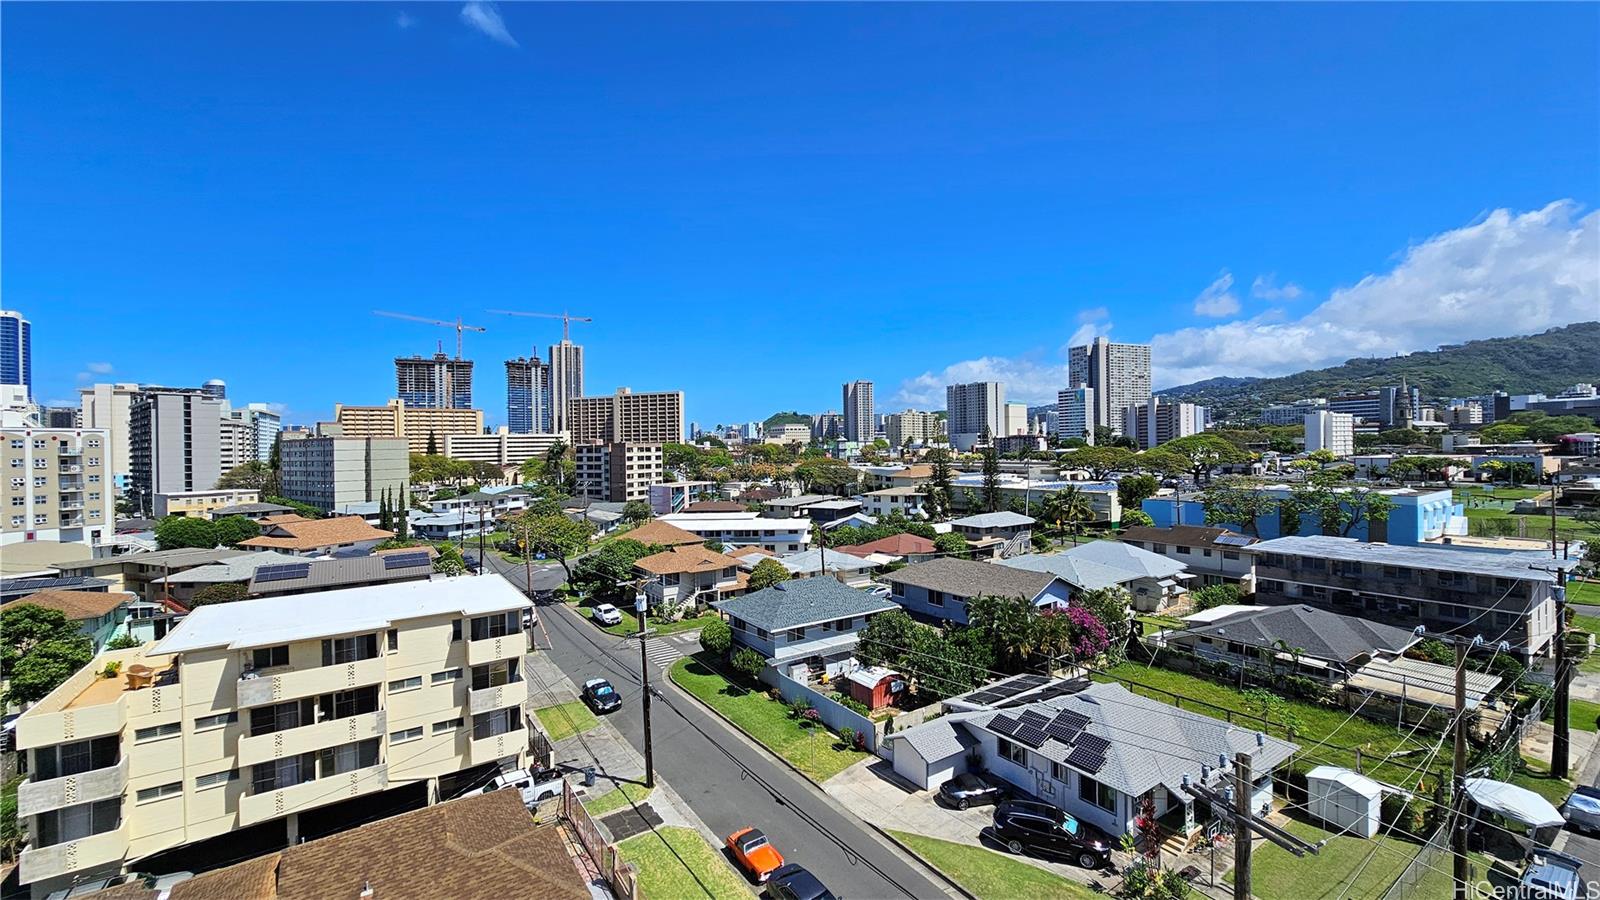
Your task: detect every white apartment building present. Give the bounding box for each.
[1444,403,1484,426]
[842,380,874,443]
[2,414,113,549]
[764,423,812,445]
[945,382,1004,451]
[128,389,224,517]
[574,441,664,503]
[884,410,939,448]
[1259,398,1327,427]
[278,434,409,513]
[1056,385,1094,444]
[1305,410,1356,458]
[78,383,142,488]
[217,416,253,474]
[442,429,568,468]
[657,511,813,553]
[1003,402,1028,437]
[861,486,930,519]
[548,340,584,434]
[1068,337,1152,435]
[1123,397,1205,450]
[11,576,532,897]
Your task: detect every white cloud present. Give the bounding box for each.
[460,2,518,47]
[396,11,417,29]
[262,402,290,416]
[1065,307,1113,349]
[1192,272,1241,318]
[1251,273,1303,301]
[75,361,114,382]
[1152,200,1599,387]
[893,356,1074,409]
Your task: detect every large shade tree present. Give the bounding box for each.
[2,605,93,706]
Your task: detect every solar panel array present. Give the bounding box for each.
[383,552,431,570]
[1213,534,1255,547]
[1013,722,1048,748]
[963,673,1049,706]
[1045,710,1089,745]
[254,563,311,584]
[1065,733,1110,774]
[988,714,1020,738]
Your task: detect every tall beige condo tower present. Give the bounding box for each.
[548,340,584,433]
[1067,337,1152,435]
[842,380,874,442]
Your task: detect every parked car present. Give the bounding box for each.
[991,799,1113,869]
[1520,847,1584,900]
[938,772,1008,810]
[726,827,786,883]
[764,864,836,900]
[1561,785,1600,835]
[582,678,622,713]
[866,584,891,599]
[474,767,565,808]
[593,603,623,626]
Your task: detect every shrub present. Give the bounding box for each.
[699,618,732,657]
[788,698,811,719]
[800,708,822,725]
[839,727,856,748]
[730,648,766,681]
[191,583,248,607]
[1190,583,1241,612]
[835,694,871,717]
[100,661,123,679]
[105,633,143,650]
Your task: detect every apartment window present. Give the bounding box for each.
[1051,760,1069,782]
[322,634,379,665]
[33,737,119,780]
[89,474,100,483]
[9,497,21,508]
[136,782,183,804]
[1259,580,1284,594]
[33,476,45,487]
[194,711,238,731]
[451,619,462,642]
[135,722,181,743]
[251,645,289,670]
[786,627,806,642]
[9,516,21,527]
[251,753,316,793]
[319,738,380,776]
[1223,551,1241,561]
[470,611,518,641]
[34,799,121,848]
[997,737,1027,765]
[8,459,18,468]
[329,686,380,720]
[32,439,44,449]
[1151,543,1167,554]
[7,439,19,449]
[388,676,422,693]
[1079,777,1116,812]
[432,668,463,684]
[471,660,521,690]
[1438,603,1469,621]
[387,629,399,652]
[755,628,770,640]
[432,718,464,734]
[1302,558,1326,573]
[194,769,238,790]
[1176,545,1191,555]
[390,726,423,744]
[892,581,905,598]
[1202,548,1213,558]
[251,699,313,737]
[472,707,519,740]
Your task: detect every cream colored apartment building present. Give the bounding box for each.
[2,417,113,550]
[151,488,260,519]
[328,399,484,454]
[567,388,683,445]
[12,576,531,897]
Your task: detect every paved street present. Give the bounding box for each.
[483,555,954,900]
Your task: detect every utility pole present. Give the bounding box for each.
[1544,563,1574,779]
[1452,638,1470,900]
[477,509,485,576]
[635,579,657,788]
[1233,751,1252,900]
[1182,734,1318,900]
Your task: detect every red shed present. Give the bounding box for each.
[845,666,905,711]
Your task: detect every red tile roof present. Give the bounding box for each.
[834,533,937,558]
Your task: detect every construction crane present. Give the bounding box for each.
[372,311,487,359]
[486,309,593,343]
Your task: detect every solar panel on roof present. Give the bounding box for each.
[254,563,311,583]
[1013,723,1048,748]
[967,691,1003,705]
[1035,681,1088,702]
[989,715,1020,737]
[1045,710,1089,744]
[383,552,430,570]
[1018,709,1050,729]
[1214,534,1255,547]
[1065,745,1107,774]
[1073,734,1110,755]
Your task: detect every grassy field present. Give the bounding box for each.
[1233,817,1493,900]
[1096,662,1446,787]
[888,830,1102,900]
[616,826,752,900]
[1460,504,1594,542]
[1513,758,1575,807]
[579,603,718,637]
[1569,580,1600,607]
[1454,486,1546,503]
[532,700,599,742]
[582,782,652,817]
[670,654,868,782]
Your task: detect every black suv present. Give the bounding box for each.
[991,799,1113,869]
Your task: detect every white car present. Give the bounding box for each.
[867,584,891,598]
[593,603,623,626]
[476,767,564,809]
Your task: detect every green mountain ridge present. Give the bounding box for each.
[1158,322,1599,419]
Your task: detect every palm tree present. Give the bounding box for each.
[1043,486,1095,546]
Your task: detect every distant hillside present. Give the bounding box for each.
[763,411,812,430]
[1159,322,1599,418]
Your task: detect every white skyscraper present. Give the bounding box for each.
[1067,337,1152,436]
[1123,397,1205,450]
[945,382,1004,451]
[1305,410,1356,458]
[843,380,875,443]
[548,340,584,433]
[1056,385,1095,444]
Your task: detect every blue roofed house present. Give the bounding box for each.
[879,558,1071,626]
[712,578,898,684]
[1142,485,1465,546]
[1001,541,1192,613]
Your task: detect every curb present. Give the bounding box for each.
[665,660,974,900]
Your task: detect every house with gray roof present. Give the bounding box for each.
[883,680,1298,840]
[1165,604,1419,679]
[206,501,297,521]
[712,578,897,683]
[1002,541,1191,613]
[880,557,1070,626]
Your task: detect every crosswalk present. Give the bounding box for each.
[622,632,699,670]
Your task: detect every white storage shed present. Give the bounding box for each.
[1306,765,1383,839]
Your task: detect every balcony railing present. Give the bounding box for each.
[18,827,129,885]
[467,632,528,667]
[17,756,129,818]
[467,680,527,716]
[59,500,85,511]
[237,710,386,767]
[58,446,83,456]
[236,657,386,709]
[238,763,388,827]
[469,726,529,765]
[58,465,83,474]
[58,480,84,492]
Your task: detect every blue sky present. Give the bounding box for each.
[5,3,1597,428]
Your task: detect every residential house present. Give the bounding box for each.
[881,557,1070,626]
[206,501,296,522]
[0,576,113,604]
[885,679,1298,841]
[773,548,878,587]
[861,487,931,520]
[725,545,776,569]
[3,590,134,652]
[1249,535,1567,662]
[52,547,265,602]
[856,465,934,491]
[1142,485,1466,546]
[1001,541,1191,613]
[1119,525,1258,591]
[619,519,705,549]
[634,545,747,612]
[148,551,293,605]
[429,489,530,519]
[410,512,497,543]
[681,500,748,514]
[657,512,812,554]
[835,533,939,564]
[712,578,897,684]
[10,576,531,897]
[236,515,393,558]
[949,511,1036,558]
[762,494,846,519]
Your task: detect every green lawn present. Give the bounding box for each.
[533,700,599,742]
[582,782,652,817]
[653,613,720,635]
[1569,580,1600,607]
[1455,486,1545,503]
[1234,817,1492,900]
[1096,662,1445,787]
[616,826,752,900]
[580,603,717,637]
[670,655,869,782]
[1566,698,1600,733]
[1460,504,1594,542]
[583,603,641,636]
[1511,758,1575,807]
[888,830,1101,900]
